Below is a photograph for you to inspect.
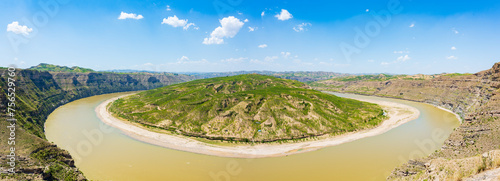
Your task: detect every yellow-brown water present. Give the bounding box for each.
[45,92,460,181]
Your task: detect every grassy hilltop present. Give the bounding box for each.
[109,74,385,142]
[29,63,95,73]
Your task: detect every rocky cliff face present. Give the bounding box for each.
[0,69,194,180]
[311,62,500,180]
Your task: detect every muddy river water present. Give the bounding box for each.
[45,92,460,181]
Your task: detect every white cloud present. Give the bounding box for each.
[203,37,224,45]
[451,46,457,50]
[184,23,197,30]
[172,56,209,64]
[366,9,370,12]
[397,55,411,62]
[250,56,281,66]
[166,5,171,11]
[221,57,247,63]
[179,56,190,62]
[275,9,292,21]
[6,21,33,35]
[258,44,267,48]
[382,55,411,65]
[118,12,143,20]
[393,50,410,54]
[446,55,458,60]
[244,19,249,23]
[161,15,197,30]
[452,28,459,34]
[264,56,278,62]
[203,16,245,45]
[162,16,186,27]
[368,59,374,62]
[248,26,256,32]
[409,23,415,28]
[261,11,265,17]
[281,52,291,59]
[293,23,311,32]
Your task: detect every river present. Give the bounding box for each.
[45,92,460,181]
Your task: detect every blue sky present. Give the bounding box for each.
[2,0,500,74]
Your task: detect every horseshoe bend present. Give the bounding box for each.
[5,1,500,180]
[97,74,421,158]
[108,74,386,142]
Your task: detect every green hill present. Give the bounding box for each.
[30,63,95,73]
[109,74,385,142]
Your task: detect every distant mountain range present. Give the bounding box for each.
[29,63,408,82]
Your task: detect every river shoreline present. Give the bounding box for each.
[96,93,421,158]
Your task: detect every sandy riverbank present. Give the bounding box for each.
[96,93,420,158]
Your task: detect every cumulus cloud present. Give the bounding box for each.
[166,5,171,11]
[293,23,311,32]
[258,44,267,48]
[446,55,458,60]
[161,15,197,30]
[397,55,411,62]
[244,19,249,23]
[409,23,415,28]
[452,28,459,34]
[281,52,291,59]
[451,46,457,50]
[118,12,143,20]
[381,55,411,65]
[275,9,292,21]
[261,11,265,17]
[184,23,197,30]
[203,16,245,45]
[6,21,33,35]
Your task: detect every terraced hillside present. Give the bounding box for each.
[109,74,386,142]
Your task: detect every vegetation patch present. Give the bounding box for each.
[109,74,385,142]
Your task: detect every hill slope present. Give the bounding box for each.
[0,67,194,180]
[109,74,385,142]
[310,62,500,180]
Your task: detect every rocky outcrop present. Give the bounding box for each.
[0,68,194,180]
[311,62,500,180]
